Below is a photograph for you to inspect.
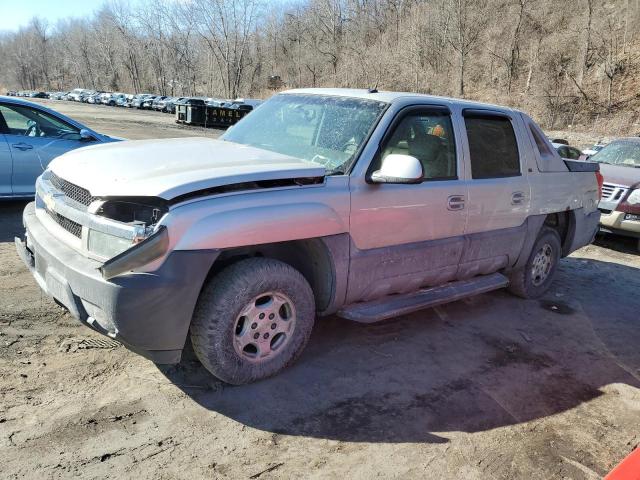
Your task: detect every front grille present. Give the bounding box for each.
[50,211,82,238]
[49,172,95,206]
[601,183,628,202]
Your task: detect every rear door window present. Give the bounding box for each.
[464,114,521,179]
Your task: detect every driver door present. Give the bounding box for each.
[347,106,468,303]
[0,103,86,196]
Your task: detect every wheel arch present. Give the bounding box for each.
[204,234,350,315]
[543,210,573,256]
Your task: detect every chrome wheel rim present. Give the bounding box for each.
[531,243,554,287]
[233,292,296,363]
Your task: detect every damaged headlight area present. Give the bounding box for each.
[99,226,169,280]
[95,198,168,225]
[86,197,170,274]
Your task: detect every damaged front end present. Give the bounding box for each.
[36,170,170,280]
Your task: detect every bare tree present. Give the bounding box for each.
[1,0,640,133]
[446,0,489,96]
[194,0,260,98]
[596,17,627,109]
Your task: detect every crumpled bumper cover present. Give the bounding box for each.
[16,202,218,364]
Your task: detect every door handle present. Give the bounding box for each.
[447,195,465,211]
[511,191,526,205]
[12,143,33,151]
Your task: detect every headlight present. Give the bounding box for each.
[89,198,168,259]
[88,230,135,258]
[626,189,640,205]
[100,226,169,280]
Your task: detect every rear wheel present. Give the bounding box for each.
[508,227,562,299]
[190,258,315,384]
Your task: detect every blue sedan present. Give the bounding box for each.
[0,96,119,198]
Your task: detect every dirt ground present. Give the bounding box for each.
[24,98,227,140]
[1,100,640,479]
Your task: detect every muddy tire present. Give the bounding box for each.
[190,258,315,385]
[508,227,562,299]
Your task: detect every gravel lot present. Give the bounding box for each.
[1,100,639,479]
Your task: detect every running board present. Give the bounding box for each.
[338,273,509,323]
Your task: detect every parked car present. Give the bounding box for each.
[99,92,112,105]
[206,98,230,107]
[15,88,601,384]
[151,96,168,111]
[165,97,185,114]
[48,92,66,100]
[79,91,97,103]
[0,96,119,198]
[86,93,102,104]
[6,91,17,96]
[590,138,640,251]
[140,95,158,109]
[553,143,582,160]
[129,94,154,109]
[116,94,133,107]
[154,96,173,112]
[582,142,607,159]
[29,92,48,99]
[101,92,124,106]
[67,88,88,102]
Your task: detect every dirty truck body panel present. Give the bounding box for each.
[16,88,600,365]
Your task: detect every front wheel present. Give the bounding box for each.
[508,227,562,299]
[190,258,315,384]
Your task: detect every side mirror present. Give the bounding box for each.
[80,129,96,141]
[370,154,423,184]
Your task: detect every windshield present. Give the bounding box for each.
[591,141,640,168]
[221,94,387,173]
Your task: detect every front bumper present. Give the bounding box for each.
[17,202,218,364]
[599,210,640,238]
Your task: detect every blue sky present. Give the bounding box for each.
[0,0,295,33]
[0,0,140,33]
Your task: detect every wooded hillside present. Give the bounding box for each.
[1,0,639,133]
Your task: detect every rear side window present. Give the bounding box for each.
[464,115,520,179]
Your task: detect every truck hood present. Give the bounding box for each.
[48,137,326,199]
[599,163,640,189]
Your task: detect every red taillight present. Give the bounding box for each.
[595,170,604,200]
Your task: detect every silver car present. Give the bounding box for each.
[0,96,118,198]
[15,88,601,384]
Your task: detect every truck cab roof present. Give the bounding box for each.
[283,88,519,114]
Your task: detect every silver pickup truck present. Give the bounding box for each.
[15,88,601,384]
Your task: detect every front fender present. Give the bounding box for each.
[172,202,348,251]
